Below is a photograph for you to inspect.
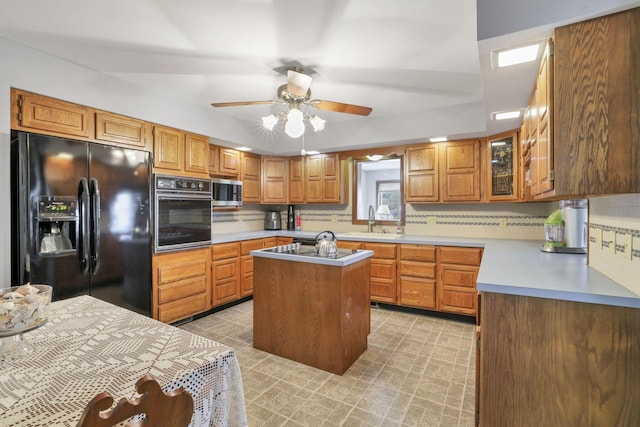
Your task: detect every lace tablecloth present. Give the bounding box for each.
[0,295,247,426]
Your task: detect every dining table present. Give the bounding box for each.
[0,295,248,426]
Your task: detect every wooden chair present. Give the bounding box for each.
[76,374,194,427]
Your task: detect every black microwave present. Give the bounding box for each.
[212,178,243,207]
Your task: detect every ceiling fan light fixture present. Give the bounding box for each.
[287,68,313,97]
[309,115,325,132]
[262,114,279,131]
[285,108,305,138]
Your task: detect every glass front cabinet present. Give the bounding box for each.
[486,130,519,201]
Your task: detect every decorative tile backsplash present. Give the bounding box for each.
[588,194,640,295]
[213,202,553,240]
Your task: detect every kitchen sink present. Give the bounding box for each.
[339,232,403,240]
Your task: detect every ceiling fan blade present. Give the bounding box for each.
[211,100,277,108]
[311,100,373,116]
[287,68,313,97]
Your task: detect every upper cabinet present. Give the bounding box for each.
[152,125,209,177]
[184,133,209,175]
[11,89,93,139]
[487,130,519,202]
[404,144,439,203]
[441,139,482,202]
[405,139,482,203]
[261,156,288,204]
[288,156,305,204]
[305,153,346,203]
[209,145,240,177]
[241,151,261,204]
[95,112,151,151]
[524,7,640,198]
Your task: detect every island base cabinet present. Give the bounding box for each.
[479,292,640,427]
[253,257,371,375]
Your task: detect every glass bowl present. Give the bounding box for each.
[0,284,52,360]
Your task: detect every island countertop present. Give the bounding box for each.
[250,246,373,267]
[213,230,640,308]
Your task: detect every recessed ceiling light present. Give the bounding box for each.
[429,137,447,143]
[236,146,253,151]
[494,43,540,68]
[492,110,522,120]
[305,150,320,155]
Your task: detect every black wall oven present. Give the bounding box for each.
[154,174,212,252]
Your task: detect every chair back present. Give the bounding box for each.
[76,374,194,427]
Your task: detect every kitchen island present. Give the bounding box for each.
[250,246,373,375]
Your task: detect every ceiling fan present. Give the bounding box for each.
[211,67,373,118]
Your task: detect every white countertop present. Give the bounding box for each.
[213,230,640,308]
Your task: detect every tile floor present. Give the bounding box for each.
[180,301,477,426]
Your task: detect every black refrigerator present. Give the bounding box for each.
[11,131,152,316]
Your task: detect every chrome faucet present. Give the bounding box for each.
[368,204,375,232]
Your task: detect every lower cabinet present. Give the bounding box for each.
[240,239,263,297]
[398,244,437,309]
[211,242,240,306]
[152,248,210,324]
[364,242,397,303]
[437,246,483,316]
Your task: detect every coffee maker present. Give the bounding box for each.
[541,199,587,254]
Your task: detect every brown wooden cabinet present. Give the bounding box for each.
[11,89,93,139]
[152,126,209,176]
[263,237,278,248]
[288,156,305,203]
[478,292,640,426]
[304,153,346,203]
[153,125,184,172]
[261,156,288,203]
[95,112,151,151]
[551,8,640,196]
[241,152,261,203]
[398,244,437,309]
[184,133,209,175]
[211,242,240,306]
[404,144,439,202]
[364,242,397,303]
[441,139,482,202]
[486,130,519,202]
[208,145,240,177]
[239,239,263,297]
[437,246,482,316]
[152,248,210,323]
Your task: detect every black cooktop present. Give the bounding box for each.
[262,246,359,260]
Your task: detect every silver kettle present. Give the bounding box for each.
[315,230,338,257]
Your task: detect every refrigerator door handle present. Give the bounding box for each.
[79,178,91,274]
[90,178,101,273]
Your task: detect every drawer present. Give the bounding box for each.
[212,242,239,260]
[262,237,277,248]
[156,259,206,284]
[440,265,478,289]
[158,293,208,323]
[240,239,264,255]
[399,260,436,278]
[277,237,293,245]
[370,258,396,280]
[158,276,206,304]
[439,246,483,266]
[400,244,436,262]
[364,242,397,259]
[399,277,436,309]
[337,240,363,250]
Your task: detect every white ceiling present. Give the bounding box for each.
[1,0,638,155]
